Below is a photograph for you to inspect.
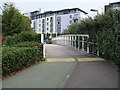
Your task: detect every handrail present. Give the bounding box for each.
[52,34,99,56]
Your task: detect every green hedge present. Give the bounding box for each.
[2,46,43,77]
[14,41,42,48]
[3,31,41,46]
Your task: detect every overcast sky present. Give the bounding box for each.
[0,0,120,16]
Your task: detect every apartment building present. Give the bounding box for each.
[30,8,88,35]
[105,1,120,12]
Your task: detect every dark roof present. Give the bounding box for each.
[109,1,120,5]
[31,8,88,15]
[30,10,39,14]
[53,8,88,14]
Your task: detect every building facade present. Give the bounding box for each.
[105,1,120,12]
[30,8,88,35]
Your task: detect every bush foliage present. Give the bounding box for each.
[63,9,120,66]
[2,46,43,77]
[14,41,42,48]
[2,31,43,77]
[3,31,41,46]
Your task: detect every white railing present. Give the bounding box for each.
[52,34,99,56]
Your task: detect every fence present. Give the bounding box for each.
[52,34,99,56]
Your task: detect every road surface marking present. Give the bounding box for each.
[47,58,75,62]
[77,58,105,62]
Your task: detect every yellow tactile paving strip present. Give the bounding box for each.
[47,58,75,62]
[77,58,105,62]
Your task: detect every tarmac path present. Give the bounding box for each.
[2,44,118,88]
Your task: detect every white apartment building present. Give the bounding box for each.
[30,8,88,35]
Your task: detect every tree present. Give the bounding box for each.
[2,2,30,36]
[23,16,33,32]
[63,23,80,34]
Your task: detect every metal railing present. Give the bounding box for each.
[52,34,99,56]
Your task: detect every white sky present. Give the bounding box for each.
[0,0,120,16]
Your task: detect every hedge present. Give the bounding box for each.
[2,46,43,77]
[14,41,42,48]
[3,31,41,46]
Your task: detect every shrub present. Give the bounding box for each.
[2,46,43,77]
[3,31,41,46]
[14,41,42,48]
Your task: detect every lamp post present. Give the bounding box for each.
[90,9,99,15]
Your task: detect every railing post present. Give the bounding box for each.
[62,36,64,45]
[97,46,99,56]
[78,36,80,50]
[67,36,68,46]
[75,36,76,49]
[82,36,84,51]
[64,36,65,46]
[87,42,89,53]
[69,36,71,47]
[92,43,94,54]
[65,36,66,46]
[43,42,45,58]
[68,36,70,47]
[72,36,73,47]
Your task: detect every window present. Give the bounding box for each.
[70,20,72,24]
[50,17,53,22]
[33,21,35,29]
[58,22,60,24]
[70,10,76,13]
[39,28,41,31]
[50,28,53,32]
[57,16,61,21]
[37,15,39,19]
[39,24,41,27]
[50,17,53,20]
[113,4,119,7]
[47,28,49,31]
[42,19,44,23]
[42,29,44,33]
[47,23,49,26]
[47,18,49,21]
[63,10,69,14]
[70,15,72,18]
[42,24,44,28]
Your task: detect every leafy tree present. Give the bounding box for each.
[23,16,33,32]
[63,23,80,34]
[2,2,31,36]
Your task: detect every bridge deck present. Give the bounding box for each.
[46,44,118,88]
